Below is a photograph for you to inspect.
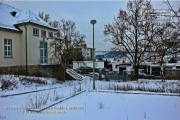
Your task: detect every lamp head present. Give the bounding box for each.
[90,20,97,24]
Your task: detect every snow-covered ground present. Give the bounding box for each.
[0,75,180,120]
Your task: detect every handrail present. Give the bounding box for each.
[66,69,83,80]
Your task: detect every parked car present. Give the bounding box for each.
[89,72,99,79]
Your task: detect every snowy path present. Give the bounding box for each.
[1,91,180,120]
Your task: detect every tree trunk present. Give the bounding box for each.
[134,10,138,81]
[63,69,65,81]
[134,65,138,80]
[160,53,165,82]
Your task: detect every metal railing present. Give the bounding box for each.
[66,69,83,80]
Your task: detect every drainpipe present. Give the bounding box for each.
[24,23,27,76]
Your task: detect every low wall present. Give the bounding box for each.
[165,69,180,80]
[0,65,73,80]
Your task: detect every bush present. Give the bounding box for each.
[0,79,17,90]
[20,77,47,85]
[27,92,50,109]
[52,90,64,101]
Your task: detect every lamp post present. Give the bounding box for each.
[90,19,97,90]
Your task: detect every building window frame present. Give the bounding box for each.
[33,28,39,36]
[4,39,12,58]
[40,41,47,64]
[41,30,46,37]
[48,32,53,38]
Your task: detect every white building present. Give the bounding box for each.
[73,61,104,69]
[75,44,94,61]
[0,2,57,67]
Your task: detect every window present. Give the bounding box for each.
[41,30,46,37]
[33,28,39,36]
[40,41,47,64]
[48,32,53,38]
[10,11,17,17]
[4,39,12,57]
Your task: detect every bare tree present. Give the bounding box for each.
[151,23,178,81]
[137,0,180,81]
[49,20,59,28]
[146,1,180,81]
[104,0,157,80]
[49,19,86,80]
[38,11,50,23]
[164,0,180,55]
[38,12,86,80]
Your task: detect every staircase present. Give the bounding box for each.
[66,69,83,80]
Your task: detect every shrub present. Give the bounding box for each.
[52,90,64,101]
[98,101,105,109]
[0,79,17,90]
[20,77,47,85]
[27,92,50,109]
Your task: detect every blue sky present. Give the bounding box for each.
[2,0,178,51]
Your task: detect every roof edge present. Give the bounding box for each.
[0,27,22,33]
[15,21,58,31]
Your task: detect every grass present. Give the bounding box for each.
[52,90,64,101]
[20,76,47,85]
[98,101,105,109]
[0,76,17,90]
[27,92,50,109]
[102,81,180,94]
[27,90,66,110]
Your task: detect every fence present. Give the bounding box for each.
[105,70,180,81]
[165,69,180,80]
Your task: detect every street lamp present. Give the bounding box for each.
[90,19,97,90]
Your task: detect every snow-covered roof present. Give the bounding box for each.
[0,2,56,31]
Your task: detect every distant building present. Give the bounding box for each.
[73,61,104,69]
[111,61,132,74]
[75,44,94,61]
[0,2,57,67]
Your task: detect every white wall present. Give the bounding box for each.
[0,29,22,66]
[18,24,56,65]
[73,61,104,69]
[0,24,56,67]
[112,62,120,72]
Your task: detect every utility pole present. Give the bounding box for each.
[90,19,97,90]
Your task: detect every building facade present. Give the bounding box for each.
[75,44,94,61]
[0,3,57,67]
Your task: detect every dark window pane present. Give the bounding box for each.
[5,46,7,50]
[5,51,7,56]
[44,50,47,56]
[44,43,47,48]
[40,49,43,56]
[40,42,43,48]
[40,57,43,63]
[8,40,11,45]
[41,30,46,37]
[49,32,53,38]
[8,51,10,56]
[33,28,39,35]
